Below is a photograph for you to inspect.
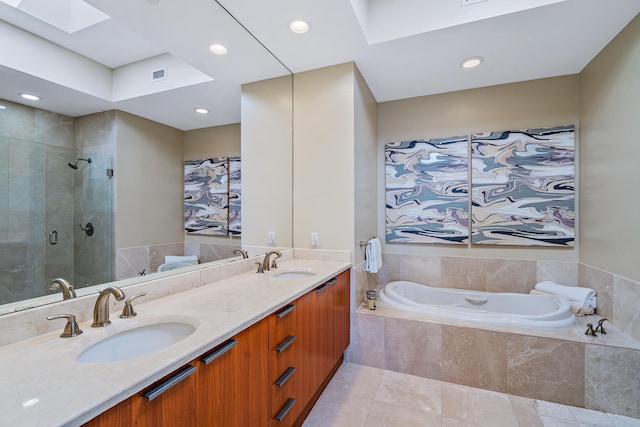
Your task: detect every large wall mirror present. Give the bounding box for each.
[0,0,293,315]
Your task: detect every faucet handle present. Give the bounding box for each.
[120,292,147,318]
[255,262,264,274]
[595,318,607,334]
[47,314,83,338]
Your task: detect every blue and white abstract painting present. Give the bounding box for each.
[385,136,469,244]
[471,125,575,246]
[184,157,229,235]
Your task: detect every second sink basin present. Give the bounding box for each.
[77,323,196,363]
[273,271,316,279]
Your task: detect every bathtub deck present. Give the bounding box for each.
[303,362,640,427]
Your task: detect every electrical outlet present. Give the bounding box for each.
[311,232,319,246]
[268,231,275,244]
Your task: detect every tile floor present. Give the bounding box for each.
[302,363,640,427]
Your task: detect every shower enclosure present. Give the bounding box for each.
[0,136,113,305]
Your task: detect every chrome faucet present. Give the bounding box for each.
[263,250,282,272]
[92,286,125,327]
[48,278,77,300]
[233,248,249,259]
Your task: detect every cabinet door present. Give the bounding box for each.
[334,270,351,358]
[196,318,269,427]
[132,363,197,427]
[82,397,132,427]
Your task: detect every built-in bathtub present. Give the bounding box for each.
[378,280,575,328]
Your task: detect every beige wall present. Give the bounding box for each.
[241,75,293,248]
[377,76,581,261]
[115,111,184,249]
[183,123,240,160]
[579,14,640,282]
[293,63,356,253]
[354,67,378,265]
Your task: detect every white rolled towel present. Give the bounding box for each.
[534,281,596,308]
[165,255,199,264]
[529,289,595,315]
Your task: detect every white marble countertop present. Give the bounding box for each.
[0,258,350,427]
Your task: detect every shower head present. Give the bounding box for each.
[68,158,92,169]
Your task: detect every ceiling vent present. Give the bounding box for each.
[152,67,167,81]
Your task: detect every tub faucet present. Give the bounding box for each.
[263,250,282,272]
[92,286,125,327]
[595,318,607,335]
[233,248,249,259]
[48,278,77,300]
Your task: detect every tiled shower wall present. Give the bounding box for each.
[0,101,115,303]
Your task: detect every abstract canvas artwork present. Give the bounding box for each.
[385,136,469,244]
[471,125,575,246]
[184,157,229,235]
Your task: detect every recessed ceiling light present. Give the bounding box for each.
[208,44,228,55]
[460,56,484,69]
[20,93,41,101]
[289,20,310,34]
[194,108,209,114]
[0,105,6,110]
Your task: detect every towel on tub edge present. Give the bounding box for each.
[529,289,595,316]
[534,281,596,306]
[165,255,199,264]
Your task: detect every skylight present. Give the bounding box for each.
[0,0,110,34]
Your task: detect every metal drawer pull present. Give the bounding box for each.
[275,367,296,387]
[276,335,296,353]
[143,365,196,401]
[276,304,296,318]
[275,398,296,422]
[315,284,328,293]
[326,278,338,286]
[202,339,238,365]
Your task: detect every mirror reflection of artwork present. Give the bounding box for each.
[184,157,229,235]
[385,136,469,244]
[471,125,575,246]
[228,156,242,236]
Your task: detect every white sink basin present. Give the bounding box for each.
[77,323,196,363]
[273,271,316,279]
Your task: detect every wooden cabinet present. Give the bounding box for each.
[132,363,197,427]
[196,317,269,427]
[83,269,350,427]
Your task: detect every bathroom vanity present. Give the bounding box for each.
[0,258,350,427]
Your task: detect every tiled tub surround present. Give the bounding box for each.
[359,253,640,342]
[349,295,640,419]
[0,250,351,426]
[350,253,640,418]
[115,241,243,279]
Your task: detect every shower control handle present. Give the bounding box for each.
[79,222,94,236]
[49,230,58,245]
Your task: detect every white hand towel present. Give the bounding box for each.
[165,255,199,264]
[365,238,382,273]
[534,281,596,308]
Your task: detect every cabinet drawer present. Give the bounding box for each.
[270,366,298,421]
[269,303,297,347]
[271,335,298,376]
